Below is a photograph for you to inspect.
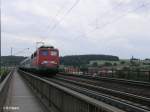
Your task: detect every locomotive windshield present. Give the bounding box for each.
[40,50,49,56]
[51,51,57,56]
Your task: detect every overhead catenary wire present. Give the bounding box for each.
[50,0,80,31]
[13,48,30,56]
[44,2,67,34]
[40,0,149,44]
[41,0,124,41]
[40,0,80,43]
[92,0,125,29]
[84,1,150,37]
[68,0,150,39]
[39,2,67,42]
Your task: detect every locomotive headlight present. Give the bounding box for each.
[50,61,57,64]
[41,61,48,64]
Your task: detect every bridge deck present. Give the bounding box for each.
[4,70,48,112]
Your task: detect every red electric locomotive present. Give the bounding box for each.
[20,45,59,76]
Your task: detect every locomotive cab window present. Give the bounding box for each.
[40,50,49,56]
[51,51,57,56]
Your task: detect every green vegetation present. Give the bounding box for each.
[60,54,119,66]
[1,56,26,67]
[104,62,113,66]
[0,68,10,83]
[0,68,9,76]
[120,61,126,65]
[1,55,119,67]
[114,70,150,82]
[89,59,150,70]
[92,62,98,67]
[89,60,121,67]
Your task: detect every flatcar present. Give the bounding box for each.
[19,45,59,76]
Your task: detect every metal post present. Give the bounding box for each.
[137,70,140,81]
[0,8,1,71]
[36,42,44,50]
[149,71,150,82]
[112,68,114,78]
[11,47,13,56]
[127,70,130,79]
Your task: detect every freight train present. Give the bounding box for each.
[19,45,60,76]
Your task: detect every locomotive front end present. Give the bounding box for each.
[38,47,59,69]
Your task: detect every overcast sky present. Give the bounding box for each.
[1,0,150,59]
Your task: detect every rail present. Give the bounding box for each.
[64,69,150,82]
[55,76,150,105]
[18,70,124,112]
[60,72,150,88]
[0,70,14,112]
[46,77,150,112]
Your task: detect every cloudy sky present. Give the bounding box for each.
[1,0,150,59]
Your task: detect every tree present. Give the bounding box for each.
[120,61,125,65]
[113,63,117,66]
[104,62,112,66]
[92,62,98,67]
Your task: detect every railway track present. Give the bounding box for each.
[59,73,150,97]
[44,74,150,112]
[59,73,150,87]
[55,75,150,105]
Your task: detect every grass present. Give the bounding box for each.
[0,68,9,82]
[0,68,6,75]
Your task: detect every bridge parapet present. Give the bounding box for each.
[0,70,14,112]
[18,70,124,112]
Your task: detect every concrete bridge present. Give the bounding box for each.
[0,69,150,112]
[0,69,123,112]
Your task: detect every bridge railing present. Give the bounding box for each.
[98,70,150,82]
[0,70,14,112]
[18,70,124,112]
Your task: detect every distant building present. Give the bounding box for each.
[130,56,141,62]
[64,66,82,74]
[143,59,150,65]
[88,66,114,77]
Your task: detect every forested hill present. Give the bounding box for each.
[1,54,119,67]
[60,55,119,66]
[1,56,26,66]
